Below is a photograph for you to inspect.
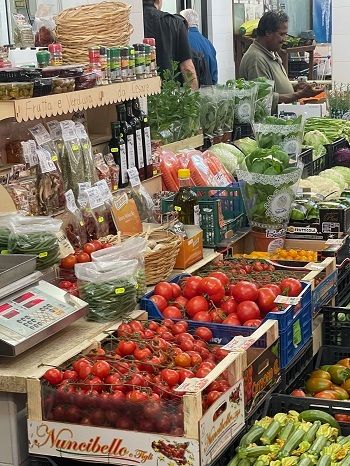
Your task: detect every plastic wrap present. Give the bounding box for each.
[0,212,18,254]
[46,120,69,190]
[36,148,65,215]
[254,78,274,123]
[159,150,181,192]
[85,186,110,238]
[227,79,257,125]
[75,259,138,322]
[60,120,85,197]
[94,153,111,190]
[8,217,61,270]
[105,153,119,192]
[63,190,87,249]
[75,123,97,183]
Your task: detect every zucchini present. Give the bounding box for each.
[298,458,312,466]
[279,429,306,458]
[309,436,328,456]
[238,459,252,466]
[279,421,295,442]
[260,420,281,445]
[339,435,350,445]
[304,421,321,443]
[238,446,271,458]
[227,456,240,466]
[317,455,331,466]
[299,410,340,432]
[239,426,265,448]
[341,453,350,466]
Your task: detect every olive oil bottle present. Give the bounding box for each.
[173,169,200,225]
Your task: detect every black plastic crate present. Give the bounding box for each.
[336,262,350,306]
[325,138,350,169]
[300,147,313,178]
[321,305,350,346]
[315,345,350,367]
[279,339,313,391]
[313,153,327,175]
[233,123,252,141]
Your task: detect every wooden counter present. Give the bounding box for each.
[0,310,145,394]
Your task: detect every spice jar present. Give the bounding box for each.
[133,44,146,79]
[48,43,63,66]
[128,46,136,81]
[144,44,152,78]
[120,47,129,81]
[88,47,102,85]
[143,38,157,76]
[110,47,122,83]
[36,49,50,67]
[99,46,108,84]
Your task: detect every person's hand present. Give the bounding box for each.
[298,83,325,98]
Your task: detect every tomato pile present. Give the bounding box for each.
[60,240,113,270]
[42,319,231,435]
[149,273,303,328]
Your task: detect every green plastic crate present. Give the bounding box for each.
[161,184,246,247]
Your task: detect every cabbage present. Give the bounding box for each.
[234,137,258,156]
[335,148,350,167]
[210,143,245,174]
[332,166,350,187]
[303,130,329,160]
[300,176,342,199]
[319,169,347,191]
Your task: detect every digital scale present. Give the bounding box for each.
[0,255,88,356]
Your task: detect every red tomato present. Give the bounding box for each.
[117,340,137,356]
[178,368,195,384]
[150,294,168,312]
[163,306,182,319]
[208,272,229,287]
[199,277,225,299]
[126,390,148,402]
[91,240,103,251]
[79,364,92,379]
[175,353,192,368]
[243,319,262,328]
[209,308,226,323]
[206,390,222,407]
[335,414,350,422]
[280,278,302,297]
[257,287,277,313]
[76,252,91,263]
[154,282,173,301]
[59,280,73,290]
[173,296,188,310]
[91,360,110,379]
[186,296,209,317]
[192,311,212,322]
[102,243,113,249]
[223,314,241,325]
[83,243,96,254]
[194,326,213,342]
[117,323,132,337]
[264,284,282,296]
[172,322,188,335]
[43,368,63,385]
[171,283,182,298]
[220,297,237,315]
[196,366,212,378]
[134,347,152,361]
[291,389,306,398]
[237,301,260,323]
[60,254,77,269]
[230,281,259,302]
[161,369,179,386]
[72,358,91,373]
[182,276,202,299]
[63,370,78,381]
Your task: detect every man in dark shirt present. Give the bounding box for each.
[143,0,198,89]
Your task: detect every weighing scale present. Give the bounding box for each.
[0,255,88,357]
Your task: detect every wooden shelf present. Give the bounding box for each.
[161,133,204,152]
[173,249,222,275]
[0,76,161,123]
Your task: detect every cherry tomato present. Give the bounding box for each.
[194,326,213,342]
[178,368,195,384]
[335,414,350,422]
[199,277,225,299]
[196,366,212,378]
[243,319,262,328]
[91,360,110,379]
[72,358,91,373]
[188,351,202,366]
[223,314,241,325]
[117,323,132,337]
[237,301,260,323]
[117,340,137,356]
[63,370,78,381]
[220,297,238,315]
[134,347,152,361]
[172,322,188,335]
[186,296,209,317]
[230,281,259,303]
[78,364,92,379]
[163,306,182,319]
[208,271,230,287]
[129,320,144,333]
[206,390,222,407]
[83,243,96,255]
[291,389,306,397]
[91,240,103,251]
[43,368,64,385]
[171,283,182,298]
[154,282,173,301]
[126,390,148,402]
[175,352,192,368]
[257,287,277,313]
[161,369,180,386]
[264,284,282,296]
[102,243,113,249]
[60,254,77,270]
[192,311,212,322]
[280,278,302,297]
[76,252,91,263]
[59,280,73,290]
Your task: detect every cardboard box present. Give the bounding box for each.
[175,226,203,269]
[278,103,327,119]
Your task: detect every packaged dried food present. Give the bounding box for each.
[46,120,69,190]
[5,184,31,215]
[94,179,116,235]
[12,13,34,47]
[63,189,87,249]
[60,120,84,197]
[94,153,111,190]
[33,12,56,47]
[33,78,52,97]
[75,72,97,90]
[85,185,110,238]
[0,82,33,100]
[75,260,138,322]
[127,167,157,222]
[51,77,75,94]
[0,67,41,83]
[19,177,39,215]
[36,148,65,215]
[75,123,96,183]
[8,216,61,270]
[6,141,24,164]
[41,65,84,78]
[105,153,119,193]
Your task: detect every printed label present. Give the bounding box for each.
[46,120,61,140]
[194,205,200,226]
[144,127,153,165]
[95,180,113,202]
[65,189,78,213]
[29,123,51,146]
[127,167,141,188]
[120,143,128,185]
[127,135,136,169]
[274,295,301,305]
[136,129,144,168]
[37,149,56,174]
[86,187,104,209]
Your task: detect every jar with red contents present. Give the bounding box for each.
[48,43,63,66]
[88,47,103,85]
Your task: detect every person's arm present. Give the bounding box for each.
[180,59,199,90]
[208,45,218,85]
[279,84,325,103]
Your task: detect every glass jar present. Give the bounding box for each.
[128,46,136,81]
[110,47,122,83]
[120,47,129,81]
[133,44,146,79]
[36,50,50,68]
[143,38,157,76]
[48,43,63,66]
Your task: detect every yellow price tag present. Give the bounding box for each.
[144,117,148,123]
[39,252,48,258]
[153,169,158,176]
[72,144,80,150]
[174,206,181,212]
[115,287,125,295]
[98,216,104,223]
[51,155,58,162]
[135,283,139,290]
[79,221,84,227]
[111,148,119,153]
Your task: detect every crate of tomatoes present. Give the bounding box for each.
[26,316,278,466]
[140,266,312,368]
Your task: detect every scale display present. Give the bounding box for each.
[0,280,88,356]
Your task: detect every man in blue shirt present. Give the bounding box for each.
[180,8,218,85]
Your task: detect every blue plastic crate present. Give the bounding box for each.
[312,269,338,313]
[140,275,312,367]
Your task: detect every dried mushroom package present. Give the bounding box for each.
[46,120,69,190]
[95,179,116,235]
[85,185,110,238]
[63,189,87,249]
[105,153,119,192]
[36,147,65,215]
[60,120,85,197]
[94,153,112,189]
[75,123,97,184]
[77,182,99,241]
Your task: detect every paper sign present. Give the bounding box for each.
[174,377,210,393]
[221,335,256,352]
[274,295,301,305]
[326,238,344,246]
[111,197,142,236]
[305,262,324,271]
[127,167,141,188]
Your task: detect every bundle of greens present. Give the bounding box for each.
[254,77,274,122]
[227,78,257,125]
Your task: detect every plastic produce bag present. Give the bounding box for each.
[75,259,138,322]
[202,150,234,186]
[160,150,181,192]
[234,137,258,156]
[63,190,87,249]
[0,212,19,254]
[85,186,110,238]
[227,79,257,125]
[36,148,65,215]
[91,237,147,298]
[8,216,62,270]
[209,143,244,175]
[33,5,55,47]
[254,78,274,123]
[199,86,218,136]
[75,123,97,184]
[303,130,328,160]
[60,121,85,197]
[46,120,69,190]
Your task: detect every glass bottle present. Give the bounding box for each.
[173,169,200,225]
[109,122,128,188]
[117,103,136,173]
[126,100,145,181]
[132,98,153,179]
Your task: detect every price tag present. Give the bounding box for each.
[274,295,301,305]
[1,250,9,255]
[115,192,128,210]
[60,120,77,141]
[46,120,62,140]
[127,167,141,187]
[86,186,104,209]
[95,179,113,202]
[174,377,210,393]
[174,206,181,212]
[56,231,74,258]
[37,149,56,174]
[28,140,38,167]
[115,287,125,295]
[78,182,91,207]
[51,154,58,162]
[98,216,104,223]
[305,262,324,271]
[38,252,48,258]
[65,190,78,214]
[75,122,88,139]
[29,123,51,146]
[326,238,344,246]
[221,335,256,352]
[21,141,30,164]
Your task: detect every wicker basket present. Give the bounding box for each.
[100,229,182,286]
